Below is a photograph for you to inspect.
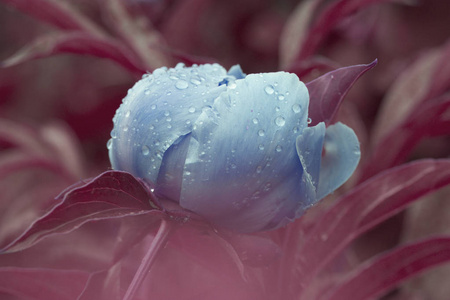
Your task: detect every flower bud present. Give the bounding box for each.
[108,63,360,233]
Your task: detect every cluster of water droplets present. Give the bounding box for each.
[108,63,229,182]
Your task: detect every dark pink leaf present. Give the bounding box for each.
[0,267,90,300]
[1,32,146,75]
[296,159,450,293]
[102,0,173,70]
[326,237,450,300]
[1,170,158,253]
[306,60,377,126]
[361,94,450,181]
[0,0,104,36]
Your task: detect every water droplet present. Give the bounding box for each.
[278,94,285,101]
[231,149,236,153]
[307,118,312,124]
[141,145,150,156]
[123,126,129,132]
[275,106,280,112]
[264,85,275,95]
[166,117,172,122]
[263,182,272,192]
[149,124,155,130]
[190,78,201,85]
[106,138,113,149]
[228,82,237,89]
[164,111,170,117]
[175,80,189,90]
[292,104,301,113]
[144,89,151,95]
[166,91,172,96]
[188,106,196,113]
[258,144,265,151]
[231,163,237,169]
[167,124,172,129]
[125,110,131,118]
[110,129,117,138]
[276,145,283,152]
[169,75,179,80]
[256,166,262,174]
[293,126,300,133]
[275,116,286,127]
[258,129,265,137]
[151,104,157,110]
[252,118,259,125]
[185,120,191,125]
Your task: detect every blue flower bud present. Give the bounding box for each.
[108,63,360,233]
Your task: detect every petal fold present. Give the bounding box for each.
[316,122,361,200]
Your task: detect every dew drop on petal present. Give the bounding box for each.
[258,144,265,151]
[275,116,286,127]
[123,126,129,132]
[278,94,285,101]
[307,118,312,124]
[175,80,189,90]
[141,145,150,156]
[258,129,265,137]
[256,166,262,174]
[252,118,259,125]
[110,129,117,139]
[264,85,275,95]
[106,138,113,150]
[151,104,157,110]
[275,145,283,152]
[125,110,131,118]
[188,106,196,113]
[292,104,301,113]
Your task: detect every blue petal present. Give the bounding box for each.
[227,65,246,79]
[295,122,326,197]
[108,63,227,183]
[178,71,310,232]
[316,122,360,200]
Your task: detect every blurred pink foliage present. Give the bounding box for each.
[0,0,449,299]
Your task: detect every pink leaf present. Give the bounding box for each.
[281,0,408,68]
[326,237,450,300]
[296,159,450,293]
[1,32,146,75]
[1,170,159,253]
[371,41,450,146]
[0,267,90,300]
[306,60,377,126]
[361,93,450,181]
[0,0,104,36]
[102,0,172,70]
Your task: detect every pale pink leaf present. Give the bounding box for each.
[1,32,146,75]
[371,41,450,146]
[1,170,158,253]
[297,159,450,293]
[326,237,450,300]
[102,0,172,70]
[0,268,90,300]
[0,0,104,36]
[285,0,410,66]
[361,93,450,180]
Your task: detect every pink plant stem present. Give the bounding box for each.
[122,219,172,300]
